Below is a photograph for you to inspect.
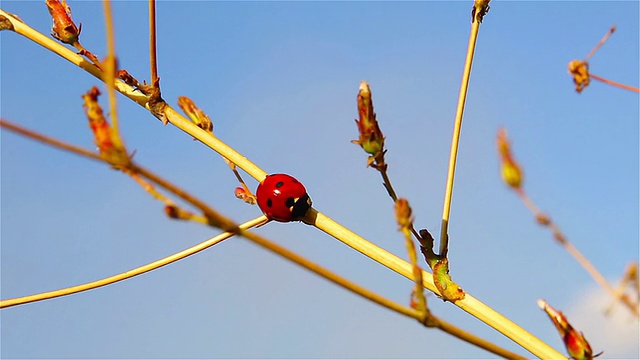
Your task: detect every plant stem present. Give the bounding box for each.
[162,106,268,181]
[148,0,158,83]
[590,73,640,93]
[379,168,427,247]
[0,119,102,161]
[1,11,268,181]
[242,218,526,359]
[0,216,265,309]
[517,189,639,317]
[380,169,398,201]
[0,10,147,105]
[436,320,527,360]
[0,119,237,231]
[439,15,481,256]
[307,209,564,359]
[239,229,423,321]
[102,0,119,135]
[584,25,616,62]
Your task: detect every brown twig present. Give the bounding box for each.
[590,73,640,93]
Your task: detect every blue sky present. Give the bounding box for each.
[1,1,638,358]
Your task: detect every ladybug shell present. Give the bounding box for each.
[256,173,312,222]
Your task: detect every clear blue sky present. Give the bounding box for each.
[2,1,638,358]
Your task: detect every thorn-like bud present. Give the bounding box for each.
[353,81,386,169]
[177,96,213,134]
[46,0,80,45]
[538,299,601,360]
[497,128,523,190]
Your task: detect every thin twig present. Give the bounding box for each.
[0,118,238,231]
[584,25,616,62]
[515,189,639,317]
[436,320,527,360]
[102,0,119,135]
[500,129,639,318]
[395,199,428,318]
[0,119,102,161]
[439,12,482,256]
[606,262,639,314]
[0,11,147,105]
[590,73,640,93]
[0,216,265,309]
[1,9,265,180]
[148,0,158,82]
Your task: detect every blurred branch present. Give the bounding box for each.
[497,128,639,318]
[101,0,120,139]
[590,73,640,93]
[606,262,640,315]
[305,209,563,359]
[569,25,639,93]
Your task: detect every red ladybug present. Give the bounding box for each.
[256,173,312,222]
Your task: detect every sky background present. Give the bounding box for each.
[1,1,639,359]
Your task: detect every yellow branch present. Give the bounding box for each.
[0,10,266,180]
[308,209,563,359]
[0,10,147,106]
[439,12,481,256]
[0,216,265,308]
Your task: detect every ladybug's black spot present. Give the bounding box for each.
[291,193,312,219]
[292,179,299,184]
[275,181,284,188]
[285,197,295,208]
[266,198,273,208]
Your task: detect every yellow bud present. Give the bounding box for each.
[497,128,523,190]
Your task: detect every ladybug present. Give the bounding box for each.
[256,173,312,222]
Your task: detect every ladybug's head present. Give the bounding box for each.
[289,193,312,220]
